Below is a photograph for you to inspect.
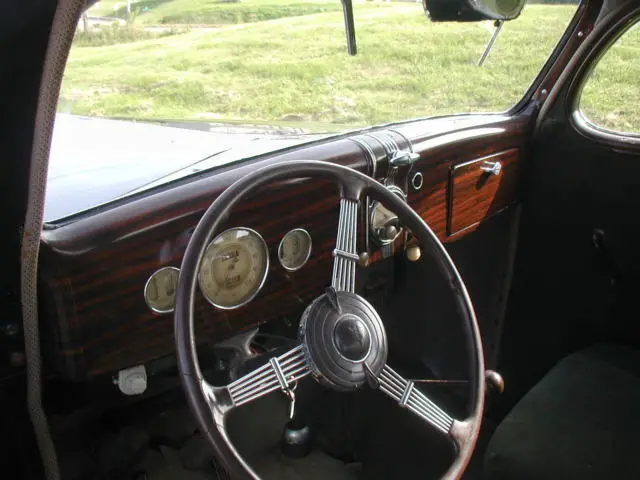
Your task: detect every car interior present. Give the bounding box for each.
[1,0,639,479]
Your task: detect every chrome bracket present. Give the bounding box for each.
[399,381,415,407]
[269,357,290,391]
[333,248,360,262]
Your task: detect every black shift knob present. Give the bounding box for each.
[281,418,312,458]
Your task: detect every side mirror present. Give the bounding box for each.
[338,0,526,57]
[423,0,527,22]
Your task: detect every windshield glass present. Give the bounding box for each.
[50,0,579,222]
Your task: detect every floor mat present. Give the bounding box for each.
[129,445,217,480]
[57,380,488,479]
[227,392,361,479]
[252,449,361,480]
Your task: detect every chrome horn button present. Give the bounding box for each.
[299,288,387,391]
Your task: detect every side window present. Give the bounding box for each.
[579,21,640,135]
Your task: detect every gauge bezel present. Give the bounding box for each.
[144,266,180,314]
[198,227,270,310]
[278,228,313,272]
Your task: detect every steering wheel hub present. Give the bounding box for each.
[333,314,371,361]
[299,289,387,391]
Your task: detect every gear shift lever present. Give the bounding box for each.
[281,387,312,458]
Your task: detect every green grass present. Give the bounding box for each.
[137,0,344,25]
[73,23,186,47]
[580,23,640,133]
[88,0,344,24]
[62,3,602,131]
[87,0,127,17]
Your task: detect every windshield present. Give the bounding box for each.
[49,0,579,222]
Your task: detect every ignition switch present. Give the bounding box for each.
[369,185,406,258]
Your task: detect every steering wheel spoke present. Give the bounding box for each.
[332,197,360,293]
[378,364,455,437]
[223,344,311,410]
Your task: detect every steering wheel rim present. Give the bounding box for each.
[174,160,485,479]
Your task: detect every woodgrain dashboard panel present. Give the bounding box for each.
[40,112,531,380]
[405,124,527,241]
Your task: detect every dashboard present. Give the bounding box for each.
[39,112,527,381]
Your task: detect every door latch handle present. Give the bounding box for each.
[480,160,502,176]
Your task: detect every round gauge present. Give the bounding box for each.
[144,267,180,314]
[278,228,312,271]
[198,227,269,309]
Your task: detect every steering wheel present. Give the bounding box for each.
[174,160,485,479]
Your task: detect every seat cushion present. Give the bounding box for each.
[484,344,640,480]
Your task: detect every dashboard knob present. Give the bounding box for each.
[406,245,421,262]
[383,225,398,240]
[115,365,148,396]
[485,370,504,394]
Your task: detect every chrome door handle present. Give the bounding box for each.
[480,160,502,176]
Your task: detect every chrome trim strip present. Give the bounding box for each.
[379,365,454,434]
[572,110,640,146]
[227,345,310,407]
[332,199,359,293]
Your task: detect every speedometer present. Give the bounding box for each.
[198,227,269,309]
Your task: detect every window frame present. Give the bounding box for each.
[570,12,640,145]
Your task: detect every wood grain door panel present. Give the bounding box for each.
[448,149,520,236]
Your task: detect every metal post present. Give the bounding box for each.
[478,20,504,67]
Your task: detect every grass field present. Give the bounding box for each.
[581,22,640,133]
[140,0,344,25]
[90,0,344,24]
[64,1,639,133]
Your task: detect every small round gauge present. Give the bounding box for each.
[144,267,180,314]
[278,228,312,271]
[198,227,269,309]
